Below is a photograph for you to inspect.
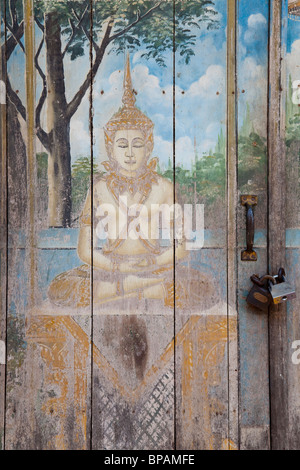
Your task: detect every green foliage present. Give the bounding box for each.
[36,152,48,181]
[286,74,300,146]
[71,156,102,219]
[159,127,226,205]
[286,112,300,146]
[238,132,267,192]
[36,152,49,223]
[157,120,266,209]
[6,313,26,388]
[28,0,219,64]
[105,0,218,66]
[4,0,24,24]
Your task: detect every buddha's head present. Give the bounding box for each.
[104,55,154,175]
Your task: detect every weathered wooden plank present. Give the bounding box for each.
[90,1,175,447]
[174,0,233,449]
[227,0,239,450]
[3,0,300,452]
[5,0,39,449]
[237,0,270,450]
[285,248,300,449]
[282,0,300,449]
[4,0,93,449]
[268,0,289,450]
[0,0,7,450]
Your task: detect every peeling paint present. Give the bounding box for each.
[0,341,5,365]
[0,80,5,104]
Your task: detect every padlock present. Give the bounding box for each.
[246,274,275,312]
[268,270,296,305]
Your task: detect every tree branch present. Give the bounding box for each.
[35,36,47,133]
[6,77,26,121]
[3,21,25,60]
[35,36,45,82]
[66,17,114,120]
[65,2,162,121]
[72,6,99,53]
[6,22,25,53]
[6,63,50,152]
[108,1,162,44]
[37,127,51,153]
[62,17,76,58]
[62,3,96,57]
[34,16,44,33]
[35,58,51,151]
[9,0,18,29]
[72,3,89,28]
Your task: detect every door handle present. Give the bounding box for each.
[241,195,258,261]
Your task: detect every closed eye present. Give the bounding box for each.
[132,139,145,148]
[116,139,128,148]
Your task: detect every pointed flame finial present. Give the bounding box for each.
[122,53,136,108]
[104,54,154,157]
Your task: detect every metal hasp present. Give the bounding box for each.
[241,195,258,261]
[247,268,297,312]
[269,270,297,305]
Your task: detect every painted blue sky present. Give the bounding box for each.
[6,1,300,170]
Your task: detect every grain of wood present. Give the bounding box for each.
[4,1,93,449]
[268,0,289,450]
[2,0,300,451]
[0,0,7,450]
[237,0,271,450]
[90,8,175,446]
[227,0,239,450]
[174,0,233,449]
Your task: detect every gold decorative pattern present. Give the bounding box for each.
[104,54,154,154]
[25,314,237,449]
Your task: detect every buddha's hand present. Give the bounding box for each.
[118,258,156,274]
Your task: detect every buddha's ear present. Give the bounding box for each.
[145,141,153,157]
[107,142,113,158]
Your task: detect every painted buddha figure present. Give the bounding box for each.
[48,56,217,312]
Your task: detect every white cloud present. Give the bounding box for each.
[238,56,268,133]
[153,135,173,167]
[286,39,300,81]
[89,60,226,166]
[175,136,195,167]
[154,135,195,170]
[206,121,221,138]
[248,13,267,29]
[201,139,218,154]
[244,14,267,45]
[187,65,225,97]
[70,119,91,159]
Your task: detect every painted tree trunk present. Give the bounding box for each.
[7,99,27,228]
[45,12,71,227]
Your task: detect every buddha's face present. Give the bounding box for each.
[110,129,151,175]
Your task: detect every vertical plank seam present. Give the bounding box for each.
[267,0,272,450]
[90,0,94,451]
[172,0,177,450]
[267,0,288,450]
[23,0,37,310]
[2,0,8,450]
[227,0,239,450]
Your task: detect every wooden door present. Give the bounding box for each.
[0,0,299,450]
